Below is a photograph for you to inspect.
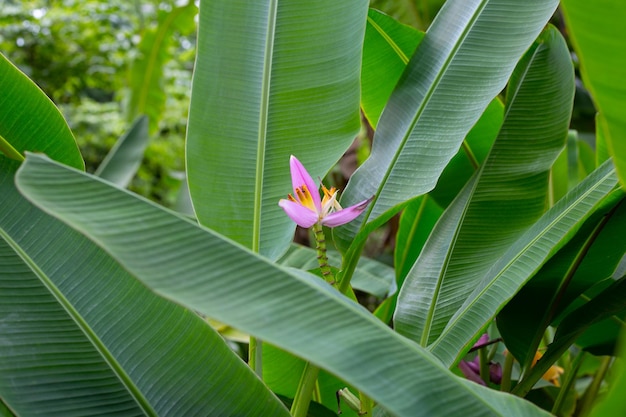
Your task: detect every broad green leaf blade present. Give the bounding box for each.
[0,53,83,169]
[428,98,504,208]
[187,0,366,259]
[361,9,424,127]
[394,26,574,347]
[278,244,395,298]
[497,197,626,368]
[561,0,626,189]
[0,158,289,417]
[127,3,197,133]
[17,154,552,417]
[335,0,559,249]
[95,116,149,187]
[429,159,619,367]
[394,196,444,286]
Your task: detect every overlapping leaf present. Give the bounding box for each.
[0,53,82,169]
[429,160,619,367]
[95,116,149,187]
[186,0,366,259]
[16,154,552,417]
[394,26,574,348]
[0,158,288,417]
[561,0,626,189]
[335,0,560,250]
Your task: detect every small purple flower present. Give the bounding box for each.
[459,334,502,385]
[279,155,372,228]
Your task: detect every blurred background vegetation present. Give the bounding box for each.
[1,0,196,205]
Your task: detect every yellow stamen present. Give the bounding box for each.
[295,185,316,210]
[321,185,342,212]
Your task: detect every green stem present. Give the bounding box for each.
[312,222,334,284]
[461,139,480,170]
[577,356,612,417]
[337,238,367,295]
[290,222,335,416]
[479,347,490,384]
[500,352,515,392]
[552,350,584,416]
[248,337,262,377]
[290,362,321,417]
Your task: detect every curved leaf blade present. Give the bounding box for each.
[127,3,197,133]
[0,53,83,169]
[95,116,150,187]
[361,9,424,127]
[335,0,560,248]
[187,0,366,259]
[429,160,619,367]
[561,0,626,189]
[394,26,575,347]
[0,158,288,417]
[17,154,552,417]
[497,198,626,368]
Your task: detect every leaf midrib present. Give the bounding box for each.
[360,0,489,228]
[252,0,278,253]
[0,227,157,417]
[429,166,617,363]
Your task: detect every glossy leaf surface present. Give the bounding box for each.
[0,157,288,417]
[0,53,83,169]
[335,0,560,249]
[16,154,552,417]
[187,0,366,259]
[394,26,574,348]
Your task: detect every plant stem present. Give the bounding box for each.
[552,350,584,416]
[248,337,262,377]
[577,356,612,417]
[290,222,333,416]
[312,222,334,284]
[479,347,490,384]
[500,352,515,392]
[290,362,321,417]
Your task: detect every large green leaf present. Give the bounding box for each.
[428,160,619,367]
[126,2,197,133]
[394,26,574,347]
[513,273,626,396]
[334,0,560,249]
[186,0,366,259]
[497,197,626,368]
[16,154,552,417]
[561,0,626,189]
[0,53,83,169]
[95,116,150,187]
[0,157,288,416]
[361,8,424,127]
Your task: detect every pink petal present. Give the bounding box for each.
[279,199,318,228]
[458,361,486,386]
[290,156,321,212]
[473,333,490,349]
[321,197,372,227]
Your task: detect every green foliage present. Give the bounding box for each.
[3,1,626,416]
